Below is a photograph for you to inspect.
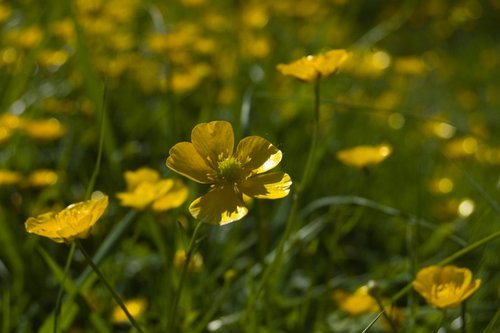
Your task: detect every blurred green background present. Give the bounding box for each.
[0,0,499,332]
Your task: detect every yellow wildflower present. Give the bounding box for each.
[0,3,12,23]
[111,298,147,324]
[413,265,481,309]
[277,49,349,82]
[25,192,108,243]
[0,170,22,186]
[20,118,66,141]
[336,144,392,169]
[166,121,292,225]
[333,286,378,316]
[174,249,204,272]
[116,167,188,212]
[25,169,58,188]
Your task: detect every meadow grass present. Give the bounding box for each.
[0,0,499,332]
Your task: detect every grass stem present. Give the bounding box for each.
[53,242,76,333]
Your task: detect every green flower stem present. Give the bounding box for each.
[74,239,145,333]
[370,291,398,333]
[391,229,500,303]
[53,242,76,333]
[461,301,467,333]
[244,76,322,325]
[167,221,204,333]
[434,309,447,333]
[298,76,321,194]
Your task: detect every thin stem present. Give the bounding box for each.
[244,76,322,326]
[461,301,467,333]
[54,242,76,333]
[167,221,204,333]
[434,309,446,333]
[74,239,145,333]
[371,293,397,333]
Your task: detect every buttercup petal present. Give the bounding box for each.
[239,172,292,199]
[461,278,481,300]
[152,179,189,211]
[276,58,317,82]
[235,136,282,177]
[124,167,160,190]
[191,121,234,169]
[167,142,217,184]
[189,183,248,225]
[314,49,349,77]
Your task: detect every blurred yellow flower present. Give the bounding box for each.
[413,265,481,309]
[116,167,188,211]
[37,50,69,68]
[25,169,59,188]
[277,49,349,82]
[336,144,392,168]
[166,121,292,225]
[110,298,147,324]
[0,170,22,186]
[0,3,12,23]
[25,191,108,243]
[174,249,204,272]
[333,286,378,316]
[7,26,44,49]
[20,118,66,141]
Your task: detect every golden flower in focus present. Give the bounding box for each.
[413,265,481,309]
[25,192,108,243]
[336,144,392,169]
[25,169,58,187]
[174,249,204,272]
[333,286,378,316]
[116,167,188,212]
[111,298,147,324]
[277,49,349,82]
[0,170,22,186]
[166,121,292,225]
[21,118,66,140]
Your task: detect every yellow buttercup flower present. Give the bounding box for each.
[0,170,22,186]
[25,192,108,243]
[413,265,481,309]
[174,249,204,272]
[111,298,147,324]
[336,144,392,169]
[116,167,188,211]
[333,286,378,316]
[166,121,292,225]
[20,118,66,141]
[276,49,349,82]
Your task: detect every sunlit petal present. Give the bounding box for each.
[124,167,160,190]
[167,142,217,184]
[189,183,247,225]
[191,121,234,168]
[239,172,291,199]
[235,136,282,177]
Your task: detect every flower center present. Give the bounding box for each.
[217,157,242,183]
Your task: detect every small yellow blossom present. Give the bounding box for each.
[37,50,69,68]
[174,249,204,272]
[0,3,12,23]
[277,49,349,82]
[166,121,292,225]
[333,286,378,316]
[111,298,147,324]
[25,192,108,243]
[336,144,392,168]
[25,169,59,188]
[20,118,66,141]
[413,265,481,309]
[0,170,22,186]
[7,26,44,49]
[116,167,188,211]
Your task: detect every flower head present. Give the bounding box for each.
[277,49,349,82]
[333,286,378,316]
[116,167,188,211]
[25,191,108,243]
[336,144,392,169]
[413,265,481,309]
[166,120,291,225]
[111,298,147,324]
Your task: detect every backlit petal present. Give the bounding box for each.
[235,136,282,177]
[239,172,291,199]
[124,167,160,190]
[276,58,317,82]
[189,183,248,225]
[191,121,234,169]
[167,142,217,184]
